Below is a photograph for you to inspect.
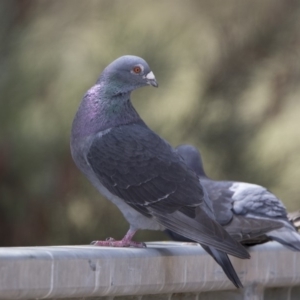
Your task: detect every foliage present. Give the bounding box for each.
[1,0,300,246]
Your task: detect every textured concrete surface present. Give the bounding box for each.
[0,241,299,299]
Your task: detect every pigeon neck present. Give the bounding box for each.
[72,84,141,139]
[97,73,136,98]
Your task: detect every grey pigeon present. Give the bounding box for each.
[168,144,300,251]
[71,56,250,265]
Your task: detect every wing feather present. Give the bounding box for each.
[87,122,249,258]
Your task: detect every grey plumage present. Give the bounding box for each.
[170,144,300,251]
[71,56,250,266]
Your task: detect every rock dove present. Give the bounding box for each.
[70,55,250,265]
[168,144,300,251]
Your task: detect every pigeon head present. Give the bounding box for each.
[98,55,158,96]
[176,144,207,177]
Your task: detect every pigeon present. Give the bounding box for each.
[167,144,300,251]
[70,56,250,267]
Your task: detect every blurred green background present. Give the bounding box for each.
[1,0,300,246]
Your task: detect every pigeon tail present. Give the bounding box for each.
[165,230,243,288]
[202,245,243,288]
[268,226,300,251]
[153,209,250,259]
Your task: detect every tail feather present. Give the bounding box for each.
[203,245,243,288]
[164,230,243,288]
[268,225,300,251]
[152,209,250,259]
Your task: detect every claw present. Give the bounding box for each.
[90,229,145,248]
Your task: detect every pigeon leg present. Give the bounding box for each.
[91,229,146,248]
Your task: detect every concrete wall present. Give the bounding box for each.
[0,242,299,299]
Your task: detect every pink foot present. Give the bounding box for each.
[90,229,146,248]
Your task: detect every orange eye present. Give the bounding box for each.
[133,66,142,74]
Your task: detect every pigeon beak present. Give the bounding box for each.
[145,71,158,88]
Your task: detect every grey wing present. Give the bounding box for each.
[203,179,283,242]
[201,179,234,225]
[87,122,249,258]
[87,122,204,215]
[232,188,300,251]
[224,215,283,242]
[229,182,288,218]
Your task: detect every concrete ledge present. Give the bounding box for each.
[0,242,299,299]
